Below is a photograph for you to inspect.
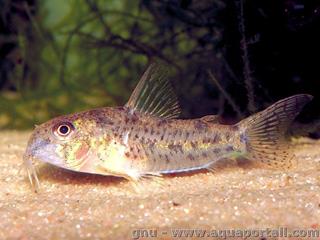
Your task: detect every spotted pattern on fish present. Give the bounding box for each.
[23,62,313,190]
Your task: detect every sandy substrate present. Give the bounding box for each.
[0,131,320,239]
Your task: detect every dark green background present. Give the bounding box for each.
[0,0,319,132]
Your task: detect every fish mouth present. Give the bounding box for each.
[23,153,40,192]
[23,138,58,192]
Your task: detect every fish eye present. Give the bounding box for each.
[58,125,70,135]
[53,122,75,138]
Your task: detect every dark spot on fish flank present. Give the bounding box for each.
[144,128,149,134]
[194,120,207,130]
[240,133,247,143]
[162,127,167,134]
[190,141,197,149]
[157,119,167,127]
[133,155,138,159]
[212,134,221,143]
[150,128,155,135]
[177,144,183,153]
[165,155,170,163]
[213,148,221,154]
[202,138,210,144]
[202,152,208,158]
[150,148,154,155]
[160,134,164,141]
[129,111,139,122]
[226,146,234,152]
[130,146,134,151]
[168,144,175,150]
[186,132,190,139]
[125,152,130,158]
[104,118,114,125]
[114,133,118,137]
[187,154,195,161]
[149,141,155,149]
[168,144,183,153]
[168,144,178,153]
[225,132,231,141]
[173,129,178,136]
[124,117,129,124]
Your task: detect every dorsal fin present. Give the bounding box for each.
[125,63,181,119]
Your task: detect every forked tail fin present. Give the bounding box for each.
[238,94,313,169]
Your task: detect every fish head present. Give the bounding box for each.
[24,112,100,173]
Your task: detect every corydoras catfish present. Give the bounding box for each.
[23,63,313,190]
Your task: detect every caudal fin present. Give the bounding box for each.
[239,94,313,169]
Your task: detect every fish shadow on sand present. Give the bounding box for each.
[34,157,256,187]
[36,164,123,187]
[153,157,256,178]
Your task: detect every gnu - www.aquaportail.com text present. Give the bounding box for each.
[132,228,320,239]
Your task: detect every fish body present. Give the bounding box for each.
[23,63,313,189]
[25,107,241,180]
